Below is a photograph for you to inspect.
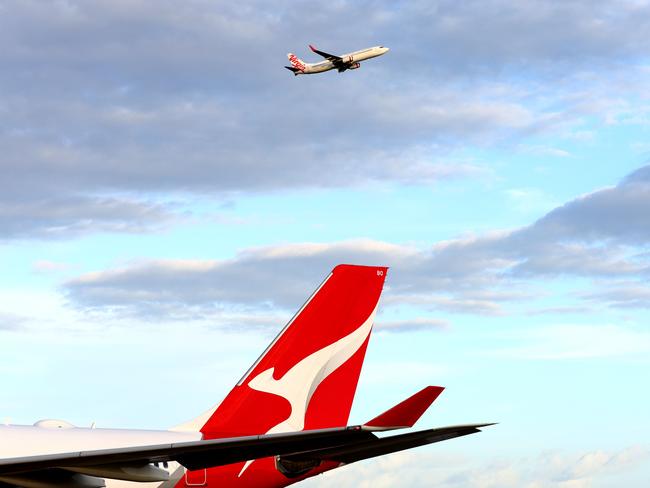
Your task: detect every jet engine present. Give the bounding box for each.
[348,62,361,70]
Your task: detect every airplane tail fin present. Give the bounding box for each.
[196,264,387,439]
[287,53,306,72]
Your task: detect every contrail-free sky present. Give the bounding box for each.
[1,1,649,486]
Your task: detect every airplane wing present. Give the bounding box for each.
[0,388,494,482]
[0,427,375,477]
[309,44,343,62]
[308,45,359,72]
[276,423,494,475]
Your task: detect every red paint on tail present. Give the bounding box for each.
[180,265,388,487]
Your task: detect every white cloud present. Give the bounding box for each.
[302,446,650,488]
[60,165,650,318]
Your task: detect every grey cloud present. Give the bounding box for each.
[0,313,28,331]
[3,1,650,239]
[423,164,650,285]
[385,293,508,316]
[582,283,650,309]
[385,0,650,76]
[0,196,177,240]
[374,318,449,333]
[62,165,650,317]
[527,175,650,245]
[70,157,650,313]
[63,240,417,315]
[624,164,650,184]
[526,305,592,316]
[5,0,647,87]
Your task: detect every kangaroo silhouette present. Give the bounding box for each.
[238,306,377,476]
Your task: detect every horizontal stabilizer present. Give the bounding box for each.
[363,386,444,431]
[284,66,301,74]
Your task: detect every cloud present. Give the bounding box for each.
[526,306,591,317]
[0,313,28,331]
[385,293,511,316]
[2,1,650,239]
[582,283,650,309]
[62,240,416,316]
[0,196,178,240]
[61,237,529,318]
[527,170,650,245]
[624,164,650,184]
[303,446,650,488]
[429,164,650,282]
[62,165,650,317]
[380,0,650,76]
[6,1,649,92]
[375,317,449,333]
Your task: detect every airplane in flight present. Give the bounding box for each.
[0,265,493,488]
[285,45,389,75]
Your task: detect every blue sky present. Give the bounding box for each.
[1,1,650,486]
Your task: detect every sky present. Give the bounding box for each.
[1,0,650,486]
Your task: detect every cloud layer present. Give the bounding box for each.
[62,165,650,319]
[3,0,650,238]
[303,446,650,488]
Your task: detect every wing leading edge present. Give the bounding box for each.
[309,45,342,62]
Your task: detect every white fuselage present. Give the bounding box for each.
[0,423,201,488]
[300,46,389,74]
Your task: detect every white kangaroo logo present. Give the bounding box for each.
[237,306,377,477]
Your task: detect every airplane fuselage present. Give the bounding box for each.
[294,46,389,74]
[0,423,195,487]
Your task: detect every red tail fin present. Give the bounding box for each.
[200,264,387,439]
[286,53,306,71]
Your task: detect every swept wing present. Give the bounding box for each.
[0,388,493,482]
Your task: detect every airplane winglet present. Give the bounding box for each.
[362,386,445,432]
[309,44,317,52]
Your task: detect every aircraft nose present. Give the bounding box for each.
[383,47,390,53]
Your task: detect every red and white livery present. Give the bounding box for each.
[0,265,493,488]
[285,45,389,75]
